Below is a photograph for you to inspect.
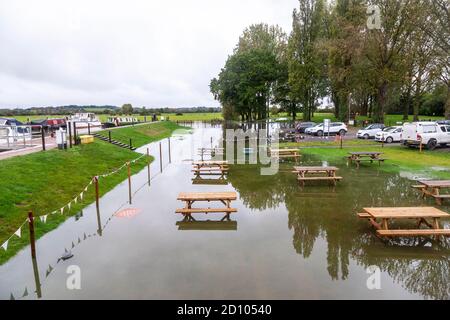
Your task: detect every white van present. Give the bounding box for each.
[402,122,450,150]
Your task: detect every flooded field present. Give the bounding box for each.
[0,123,449,300]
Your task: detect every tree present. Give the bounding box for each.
[363,0,421,123]
[121,103,133,115]
[424,0,450,119]
[326,0,367,121]
[211,24,287,121]
[287,0,329,121]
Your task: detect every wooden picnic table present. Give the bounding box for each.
[270,148,301,159]
[413,180,450,205]
[192,160,229,177]
[358,207,450,237]
[347,152,386,168]
[176,192,237,221]
[292,166,343,186]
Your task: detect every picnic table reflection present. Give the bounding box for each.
[176,219,237,231]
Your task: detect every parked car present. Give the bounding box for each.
[437,120,450,125]
[295,122,316,133]
[374,126,402,143]
[402,121,450,150]
[305,122,347,136]
[357,123,385,139]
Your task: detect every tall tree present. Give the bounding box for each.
[288,0,328,121]
[363,0,419,122]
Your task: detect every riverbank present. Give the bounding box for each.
[0,121,184,264]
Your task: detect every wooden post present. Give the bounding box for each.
[168,138,171,163]
[68,123,72,148]
[381,133,384,148]
[210,136,213,149]
[73,122,77,145]
[94,176,100,215]
[108,130,112,143]
[340,134,343,149]
[41,127,46,151]
[419,137,423,153]
[28,211,36,259]
[88,123,91,135]
[28,212,42,299]
[127,162,132,204]
[147,148,151,185]
[129,138,133,150]
[159,142,163,173]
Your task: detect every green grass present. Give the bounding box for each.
[98,121,189,148]
[0,121,183,264]
[299,146,450,179]
[280,138,377,148]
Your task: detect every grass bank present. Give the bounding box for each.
[0,122,183,264]
[98,121,189,148]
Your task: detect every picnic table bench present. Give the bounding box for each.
[412,180,450,205]
[192,160,229,176]
[292,166,343,186]
[198,147,224,160]
[357,207,450,238]
[176,192,237,221]
[270,148,301,159]
[347,152,387,168]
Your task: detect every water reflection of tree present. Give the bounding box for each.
[228,162,450,299]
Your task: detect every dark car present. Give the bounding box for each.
[295,122,316,133]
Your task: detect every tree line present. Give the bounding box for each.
[210,0,450,122]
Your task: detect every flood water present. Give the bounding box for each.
[0,123,449,300]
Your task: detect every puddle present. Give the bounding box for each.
[0,122,449,300]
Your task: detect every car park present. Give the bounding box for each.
[374,126,402,143]
[295,122,316,133]
[357,123,385,139]
[305,122,347,136]
[402,121,450,150]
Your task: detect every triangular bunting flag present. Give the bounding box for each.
[1,240,9,251]
[71,242,75,249]
[74,197,78,204]
[68,202,71,210]
[78,237,81,244]
[46,265,53,277]
[22,287,28,297]
[10,293,15,300]
[83,233,87,240]
[39,215,48,223]
[65,248,68,253]
[61,207,64,214]
[80,192,84,200]
[14,227,21,238]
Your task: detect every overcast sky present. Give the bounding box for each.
[0,0,298,109]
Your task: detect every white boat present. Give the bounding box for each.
[0,124,32,146]
[68,113,102,129]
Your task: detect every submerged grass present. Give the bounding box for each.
[299,146,450,179]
